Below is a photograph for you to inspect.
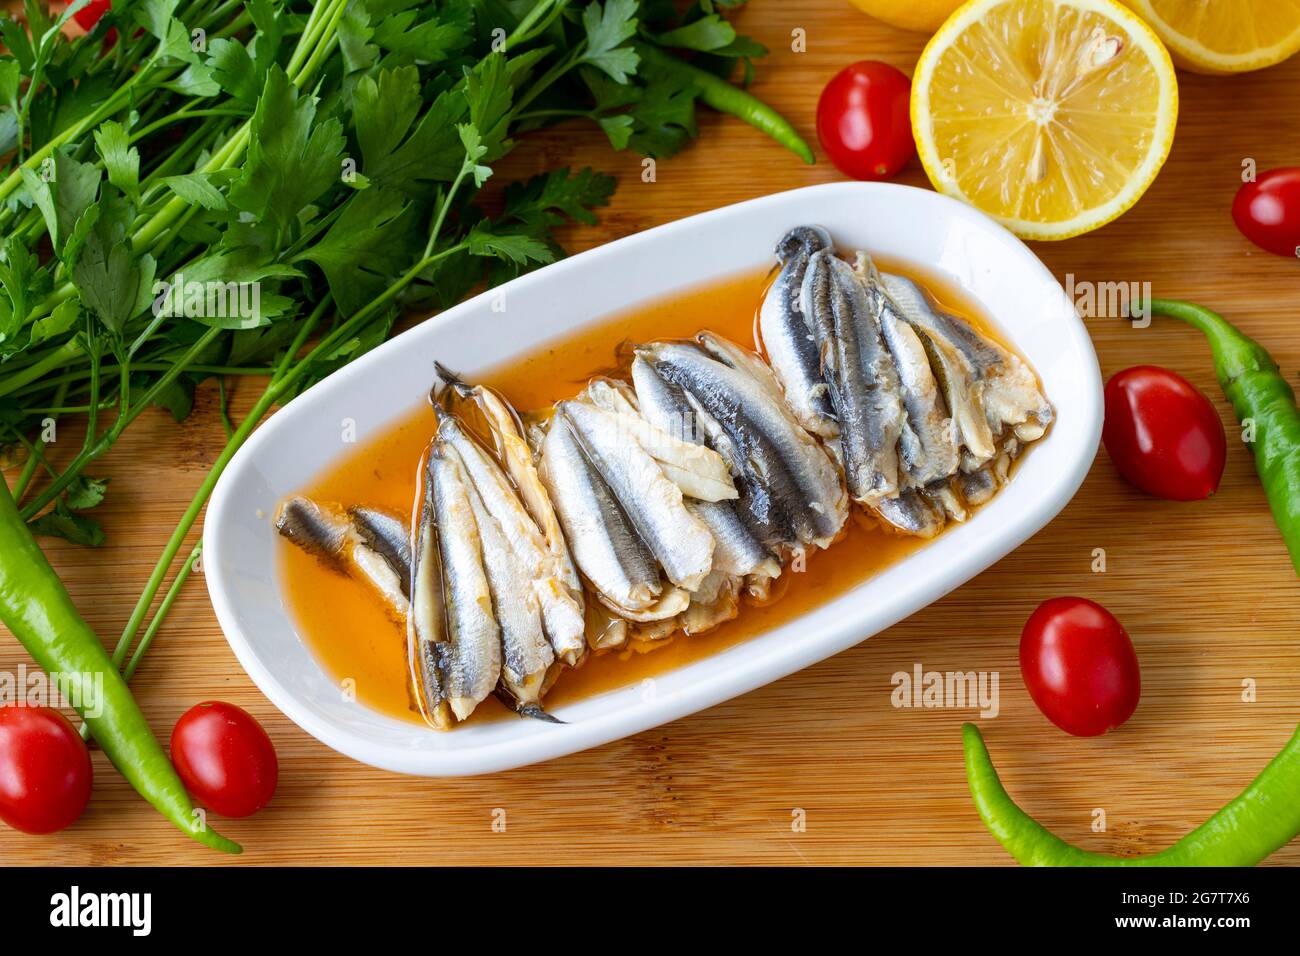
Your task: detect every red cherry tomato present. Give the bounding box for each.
[0,706,93,834]
[71,0,111,31]
[1020,597,1141,737]
[1232,167,1300,258]
[816,60,915,181]
[171,702,277,818]
[1103,365,1226,501]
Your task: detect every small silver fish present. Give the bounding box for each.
[881,273,1053,457]
[758,226,839,438]
[875,488,944,539]
[859,256,960,487]
[435,366,586,662]
[275,496,408,617]
[802,248,905,505]
[557,399,715,591]
[539,413,674,619]
[632,355,779,579]
[638,341,848,550]
[349,507,412,590]
[452,443,556,720]
[421,443,502,725]
[434,405,586,668]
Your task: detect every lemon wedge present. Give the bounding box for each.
[912,0,1179,240]
[1122,0,1300,73]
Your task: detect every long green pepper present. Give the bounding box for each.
[964,722,1300,865]
[964,297,1300,866]
[0,478,240,854]
[1141,298,1300,575]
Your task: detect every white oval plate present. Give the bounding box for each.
[205,182,1101,776]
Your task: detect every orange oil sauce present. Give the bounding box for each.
[279,261,1027,725]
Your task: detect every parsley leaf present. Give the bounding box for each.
[93,121,140,205]
[70,195,157,337]
[582,0,641,83]
[353,68,467,195]
[28,499,106,547]
[295,186,419,317]
[227,66,346,240]
[20,150,101,255]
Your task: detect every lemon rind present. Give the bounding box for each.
[912,0,1179,241]
[1128,0,1300,73]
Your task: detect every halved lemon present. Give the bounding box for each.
[1121,0,1300,73]
[912,0,1179,241]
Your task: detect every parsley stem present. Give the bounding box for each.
[129,109,249,145]
[11,382,69,502]
[291,0,349,87]
[111,296,332,670]
[508,0,572,47]
[124,542,203,682]
[19,326,224,521]
[512,43,587,117]
[0,342,83,400]
[0,65,155,203]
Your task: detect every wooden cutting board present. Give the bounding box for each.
[4,0,1299,866]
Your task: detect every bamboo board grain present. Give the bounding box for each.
[3,0,1300,866]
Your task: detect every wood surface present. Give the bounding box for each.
[4,0,1300,866]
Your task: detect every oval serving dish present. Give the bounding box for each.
[204,182,1102,776]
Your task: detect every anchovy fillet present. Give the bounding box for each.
[434,407,586,667]
[275,496,408,617]
[423,443,502,724]
[638,341,847,550]
[632,355,779,576]
[802,248,905,504]
[539,413,671,617]
[557,399,715,590]
[759,226,838,438]
[881,273,1053,456]
[859,257,960,487]
[453,442,554,711]
[435,370,587,666]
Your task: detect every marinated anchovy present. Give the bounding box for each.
[408,462,448,727]
[875,488,945,539]
[958,467,998,507]
[758,225,839,438]
[349,507,412,590]
[881,273,1053,453]
[454,443,555,719]
[632,356,780,574]
[697,331,787,408]
[435,367,586,636]
[802,248,905,504]
[539,413,672,618]
[686,499,780,579]
[425,443,502,724]
[581,379,737,502]
[859,256,960,486]
[639,341,847,550]
[557,400,715,590]
[679,570,741,635]
[275,496,408,617]
[434,406,586,667]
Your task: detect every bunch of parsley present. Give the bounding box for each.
[0,0,785,673]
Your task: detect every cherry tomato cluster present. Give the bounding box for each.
[0,700,276,836]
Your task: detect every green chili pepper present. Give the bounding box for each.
[0,478,240,854]
[964,722,1300,865]
[1139,298,1300,575]
[635,43,816,165]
